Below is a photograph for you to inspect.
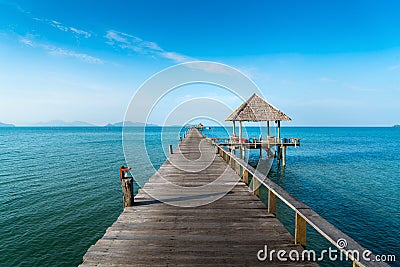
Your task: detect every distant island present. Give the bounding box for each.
[394,124,400,128]
[0,122,15,127]
[34,120,95,127]
[1,120,161,127]
[105,121,159,127]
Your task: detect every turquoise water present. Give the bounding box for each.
[0,127,399,266]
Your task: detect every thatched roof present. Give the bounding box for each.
[226,93,291,121]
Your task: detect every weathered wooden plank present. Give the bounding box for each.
[80,129,318,267]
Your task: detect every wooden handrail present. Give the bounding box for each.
[214,144,390,267]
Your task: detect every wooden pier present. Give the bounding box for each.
[80,129,316,266]
[80,128,388,267]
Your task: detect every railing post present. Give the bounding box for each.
[268,190,276,214]
[236,162,240,175]
[243,169,249,184]
[252,177,260,196]
[295,213,306,246]
[169,144,173,155]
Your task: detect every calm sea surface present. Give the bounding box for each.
[0,127,399,266]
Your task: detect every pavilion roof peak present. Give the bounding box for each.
[225,93,291,122]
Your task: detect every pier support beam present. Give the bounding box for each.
[277,146,281,166]
[277,120,281,140]
[282,146,286,167]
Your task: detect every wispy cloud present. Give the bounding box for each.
[48,47,103,64]
[319,76,379,92]
[342,83,379,92]
[69,27,91,38]
[19,35,103,64]
[319,77,337,83]
[33,17,91,38]
[105,30,193,63]
[387,65,400,71]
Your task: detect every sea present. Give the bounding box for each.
[0,126,399,267]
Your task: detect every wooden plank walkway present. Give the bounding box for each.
[80,129,317,266]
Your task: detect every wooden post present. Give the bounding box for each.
[277,146,281,166]
[267,121,270,136]
[295,213,306,246]
[180,136,182,142]
[236,162,240,175]
[121,177,134,208]
[253,177,260,196]
[277,120,281,141]
[268,190,276,214]
[169,144,173,155]
[243,169,249,184]
[282,146,286,167]
[239,121,243,143]
[232,121,236,136]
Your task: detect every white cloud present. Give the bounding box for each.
[105,30,193,63]
[105,30,130,43]
[47,47,103,64]
[319,77,337,83]
[19,35,103,64]
[34,17,91,38]
[388,65,400,71]
[69,27,91,38]
[19,37,34,47]
[342,83,379,92]
[185,61,240,75]
[49,20,69,32]
[161,51,191,63]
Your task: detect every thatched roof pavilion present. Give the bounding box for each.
[226,93,291,122]
[226,93,291,142]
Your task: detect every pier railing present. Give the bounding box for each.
[214,143,390,267]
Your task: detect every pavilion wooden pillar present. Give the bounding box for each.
[267,121,270,137]
[232,121,236,136]
[277,120,281,141]
[239,121,243,143]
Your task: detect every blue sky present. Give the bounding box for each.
[0,0,399,126]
